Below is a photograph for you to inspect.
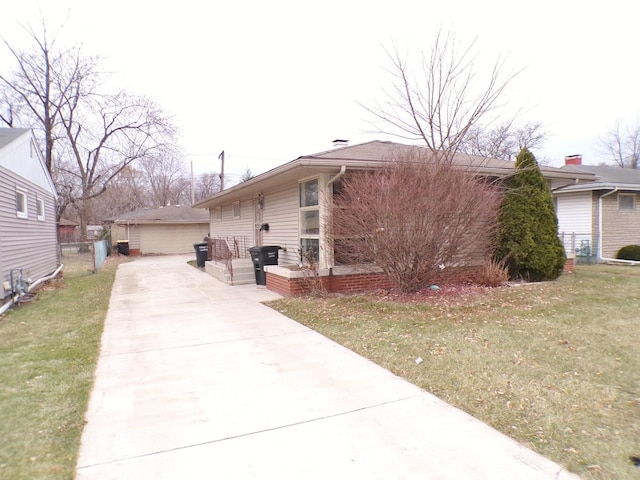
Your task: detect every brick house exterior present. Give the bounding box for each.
[556,160,640,261]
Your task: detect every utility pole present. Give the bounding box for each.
[190,160,195,204]
[218,150,225,191]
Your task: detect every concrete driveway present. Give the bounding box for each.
[75,255,580,479]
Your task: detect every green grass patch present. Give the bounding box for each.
[268,264,640,480]
[0,254,127,479]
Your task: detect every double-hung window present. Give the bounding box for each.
[16,188,28,219]
[37,198,45,221]
[299,178,319,262]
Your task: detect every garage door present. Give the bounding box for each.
[139,224,210,254]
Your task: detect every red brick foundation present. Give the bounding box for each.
[266,265,484,296]
[563,257,574,273]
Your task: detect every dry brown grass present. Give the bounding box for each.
[268,264,640,480]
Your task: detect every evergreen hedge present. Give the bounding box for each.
[494,148,566,281]
[616,244,640,261]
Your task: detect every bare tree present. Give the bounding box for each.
[0,19,86,173]
[139,148,190,207]
[459,121,547,161]
[1,19,177,239]
[331,151,500,292]
[193,172,221,203]
[599,119,640,168]
[364,29,521,163]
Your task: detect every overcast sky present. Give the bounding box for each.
[2,0,638,183]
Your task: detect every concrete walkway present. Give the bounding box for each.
[76,255,580,479]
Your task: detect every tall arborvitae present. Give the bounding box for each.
[494,148,566,281]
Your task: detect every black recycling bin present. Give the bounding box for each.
[116,240,130,256]
[248,246,281,285]
[193,242,208,268]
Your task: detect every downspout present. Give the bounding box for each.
[597,188,640,264]
[28,264,64,292]
[324,166,347,275]
[326,165,347,188]
[0,264,65,315]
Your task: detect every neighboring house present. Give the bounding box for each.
[108,205,209,255]
[0,128,60,304]
[555,155,640,261]
[57,218,78,242]
[193,140,593,295]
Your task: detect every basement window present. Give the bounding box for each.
[619,193,636,211]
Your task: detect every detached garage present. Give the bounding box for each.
[109,205,209,255]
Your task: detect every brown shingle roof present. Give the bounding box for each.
[111,205,209,224]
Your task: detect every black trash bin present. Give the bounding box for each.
[193,242,208,268]
[248,246,281,285]
[116,240,130,256]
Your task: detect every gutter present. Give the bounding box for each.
[326,165,347,187]
[595,188,640,264]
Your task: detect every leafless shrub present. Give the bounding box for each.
[475,258,509,287]
[299,247,326,296]
[331,151,500,293]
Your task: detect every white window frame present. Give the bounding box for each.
[618,193,635,211]
[232,201,241,219]
[214,206,221,221]
[299,178,320,262]
[36,197,45,221]
[16,188,28,219]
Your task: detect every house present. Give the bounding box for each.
[193,140,593,295]
[0,128,60,305]
[57,218,78,242]
[555,155,640,262]
[108,205,209,255]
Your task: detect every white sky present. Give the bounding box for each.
[2,0,638,183]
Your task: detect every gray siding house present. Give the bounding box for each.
[0,128,60,303]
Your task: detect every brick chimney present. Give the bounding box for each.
[565,154,582,165]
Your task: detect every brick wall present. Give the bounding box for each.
[563,257,574,273]
[601,192,640,257]
[266,265,488,296]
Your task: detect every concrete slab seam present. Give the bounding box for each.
[98,329,316,358]
[76,391,429,471]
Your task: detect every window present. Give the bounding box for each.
[16,189,28,219]
[299,179,320,263]
[214,206,221,221]
[619,193,635,211]
[37,198,45,221]
[232,201,241,219]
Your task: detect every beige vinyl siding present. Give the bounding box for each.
[209,199,253,240]
[138,223,209,254]
[0,166,58,300]
[262,183,300,265]
[111,224,141,251]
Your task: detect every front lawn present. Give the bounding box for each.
[268,264,640,480]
